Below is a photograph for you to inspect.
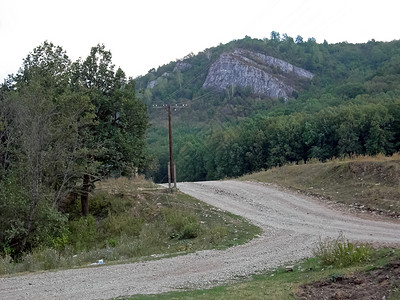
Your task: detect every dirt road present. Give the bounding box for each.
[1,180,399,300]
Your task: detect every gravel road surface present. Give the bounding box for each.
[1,180,399,299]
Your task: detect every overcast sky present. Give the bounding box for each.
[1,0,399,82]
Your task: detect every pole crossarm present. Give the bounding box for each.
[151,104,188,110]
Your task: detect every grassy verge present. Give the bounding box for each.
[241,154,400,218]
[127,246,400,300]
[0,177,260,275]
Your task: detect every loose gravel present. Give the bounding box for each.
[1,180,399,300]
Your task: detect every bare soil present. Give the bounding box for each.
[1,180,399,300]
[296,258,400,300]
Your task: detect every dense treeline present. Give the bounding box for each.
[0,42,149,256]
[174,95,400,181]
[140,34,400,182]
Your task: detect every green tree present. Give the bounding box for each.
[337,107,362,156]
[239,121,268,173]
[0,41,149,255]
[76,44,149,215]
[363,105,393,155]
[265,114,306,166]
[295,35,303,43]
[270,31,281,41]
[303,109,339,160]
[176,138,207,181]
[0,42,89,254]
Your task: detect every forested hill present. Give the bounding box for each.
[137,34,400,183]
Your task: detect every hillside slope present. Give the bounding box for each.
[136,35,400,183]
[135,36,400,106]
[242,154,400,219]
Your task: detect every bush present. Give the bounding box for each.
[0,255,14,275]
[68,215,97,251]
[205,225,228,245]
[313,232,371,267]
[0,175,69,256]
[161,207,200,239]
[88,192,113,218]
[24,248,59,271]
[180,222,201,240]
[0,176,30,255]
[100,212,144,239]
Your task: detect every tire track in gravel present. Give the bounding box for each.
[1,180,399,300]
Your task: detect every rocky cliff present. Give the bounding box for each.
[202,49,313,99]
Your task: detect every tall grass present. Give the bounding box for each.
[313,232,371,267]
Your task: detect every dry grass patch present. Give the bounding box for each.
[241,154,400,218]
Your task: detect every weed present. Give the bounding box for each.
[180,222,201,239]
[313,232,371,267]
[329,273,343,282]
[203,225,227,245]
[0,255,14,275]
[108,238,116,248]
[52,232,69,255]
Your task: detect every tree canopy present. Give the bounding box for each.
[0,42,149,255]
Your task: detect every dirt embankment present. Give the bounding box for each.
[242,155,400,219]
[296,257,400,299]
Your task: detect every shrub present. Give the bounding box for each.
[88,192,113,218]
[161,207,199,238]
[0,175,69,257]
[100,212,144,239]
[180,222,201,240]
[29,248,59,271]
[0,255,14,275]
[68,215,97,251]
[206,225,228,245]
[313,232,371,267]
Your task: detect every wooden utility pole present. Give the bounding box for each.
[152,103,187,191]
[167,104,176,190]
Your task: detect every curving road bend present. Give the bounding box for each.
[1,180,399,300]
